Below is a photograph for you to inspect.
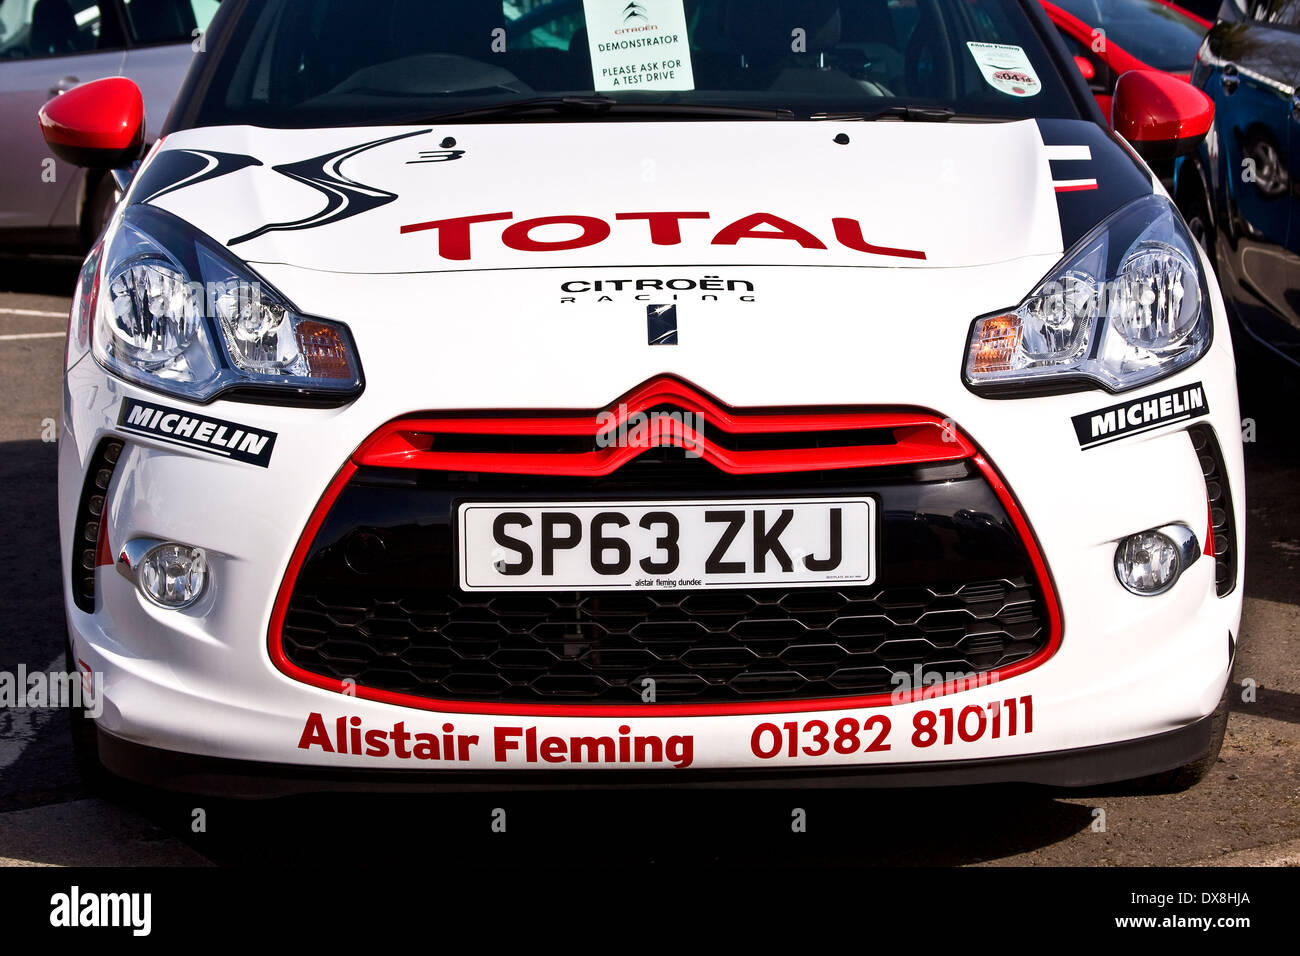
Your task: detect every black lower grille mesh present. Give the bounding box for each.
[283,578,1048,704]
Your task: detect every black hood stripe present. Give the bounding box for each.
[227,129,430,246]
[131,148,263,206]
[1036,119,1154,249]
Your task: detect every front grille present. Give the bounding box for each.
[276,454,1054,708]
[282,577,1047,704]
[273,381,1057,710]
[1189,424,1237,596]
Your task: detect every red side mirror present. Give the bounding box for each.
[38,77,144,169]
[1073,55,1096,82]
[1112,69,1213,161]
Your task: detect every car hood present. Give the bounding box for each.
[131,118,1130,276]
[119,118,1156,412]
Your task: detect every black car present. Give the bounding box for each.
[1176,0,1300,365]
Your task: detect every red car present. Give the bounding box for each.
[1044,0,1211,118]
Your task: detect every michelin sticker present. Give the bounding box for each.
[117,398,278,467]
[583,0,695,91]
[967,42,1041,97]
[1071,382,1208,450]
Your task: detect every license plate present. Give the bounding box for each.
[457,497,875,591]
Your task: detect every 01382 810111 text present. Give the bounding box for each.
[749,695,1034,759]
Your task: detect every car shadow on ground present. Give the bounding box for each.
[0,439,82,814]
[126,786,1100,867]
[1232,327,1300,609]
[0,256,80,298]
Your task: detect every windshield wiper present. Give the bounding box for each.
[405,96,797,123]
[811,105,956,122]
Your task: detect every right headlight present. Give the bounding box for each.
[964,194,1210,394]
[93,204,363,403]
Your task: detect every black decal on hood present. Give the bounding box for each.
[1036,119,1153,250]
[1071,382,1208,450]
[228,129,431,246]
[132,149,263,206]
[117,398,278,467]
[407,148,466,164]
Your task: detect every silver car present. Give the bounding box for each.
[0,0,219,252]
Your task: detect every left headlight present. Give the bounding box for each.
[964,194,1210,394]
[92,204,363,403]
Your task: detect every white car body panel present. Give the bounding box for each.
[143,120,1064,271]
[58,117,1246,784]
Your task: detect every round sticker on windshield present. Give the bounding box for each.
[967,42,1041,97]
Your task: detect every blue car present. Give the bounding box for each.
[1176,0,1300,366]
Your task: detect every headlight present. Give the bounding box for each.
[106,258,203,365]
[964,195,1209,394]
[92,204,363,403]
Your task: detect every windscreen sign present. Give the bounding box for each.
[583,0,696,91]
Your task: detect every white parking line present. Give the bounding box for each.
[0,308,67,318]
[0,332,65,341]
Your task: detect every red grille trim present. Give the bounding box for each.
[352,375,976,475]
[268,378,1062,716]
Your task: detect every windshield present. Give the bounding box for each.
[1053,0,1206,72]
[187,0,1081,127]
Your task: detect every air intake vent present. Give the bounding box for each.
[1188,424,1236,597]
[70,439,124,613]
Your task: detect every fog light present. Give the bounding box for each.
[117,538,208,609]
[1114,524,1199,595]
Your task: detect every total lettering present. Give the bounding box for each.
[400,210,927,261]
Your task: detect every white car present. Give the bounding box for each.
[44,0,1243,795]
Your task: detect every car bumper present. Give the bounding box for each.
[94,707,1222,796]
